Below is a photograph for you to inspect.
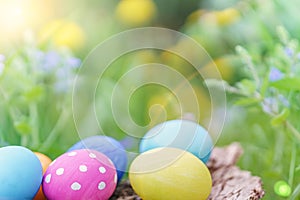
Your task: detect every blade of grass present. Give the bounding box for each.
[290,183,300,200]
[288,142,296,187]
[30,103,39,149]
[39,108,68,152]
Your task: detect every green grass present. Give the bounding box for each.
[218,106,300,199]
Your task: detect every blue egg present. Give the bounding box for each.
[0,146,43,199]
[68,136,128,182]
[140,120,213,163]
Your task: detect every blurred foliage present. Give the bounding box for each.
[115,0,157,27]
[206,26,300,199]
[0,44,81,156]
[38,19,86,51]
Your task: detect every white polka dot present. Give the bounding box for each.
[89,153,96,158]
[68,152,77,156]
[45,174,51,183]
[79,165,88,172]
[99,167,106,174]
[98,181,106,190]
[71,182,81,191]
[49,159,56,166]
[114,173,118,183]
[56,168,64,176]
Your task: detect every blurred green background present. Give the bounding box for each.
[0,0,300,199]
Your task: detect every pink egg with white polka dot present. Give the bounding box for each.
[42,149,117,200]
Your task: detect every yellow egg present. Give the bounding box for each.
[33,152,52,200]
[129,148,212,200]
[39,19,85,50]
[115,0,157,26]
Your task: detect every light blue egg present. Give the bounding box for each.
[140,120,213,163]
[67,136,128,182]
[0,146,43,200]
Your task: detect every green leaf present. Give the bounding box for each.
[271,108,290,126]
[235,97,261,106]
[236,79,257,95]
[270,78,300,91]
[204,79,240,94]
[277,26,290,45]
[24,86,44,102]
[260,71,270,97]
[14,120,31,136]
[290,183,300,200]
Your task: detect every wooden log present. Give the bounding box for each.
[110,143,265,200]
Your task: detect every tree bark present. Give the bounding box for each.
[110,143,265,200]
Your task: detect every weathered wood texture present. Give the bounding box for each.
[110,143,265,200]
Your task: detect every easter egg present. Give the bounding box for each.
[43,149,117,200]
[140,120,213,163]
[34,152,52,200]
[129,147,212,200]
[34,152,52,173]
[0,146,43,199]
[68,136,127,182]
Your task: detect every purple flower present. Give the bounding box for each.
[38,51,81,74]
[25,49,81,93]
[269,67,284,82]
[54,79,71,93]
[42,51,61,72]
[0,54,5,62]
[278,95,290,108]
[284,47,294,57]
[56,67,68,79]
[54,68,70,92]
[262,97,277,114]
[65,57,81,69]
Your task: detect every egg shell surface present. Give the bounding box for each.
[0,146,43,200]
[34,152,52,174]
[67,135,127,181]
[43,149,117,200]
[34,152,52,200]
[140,119,213,163]
[129,147,212,200]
